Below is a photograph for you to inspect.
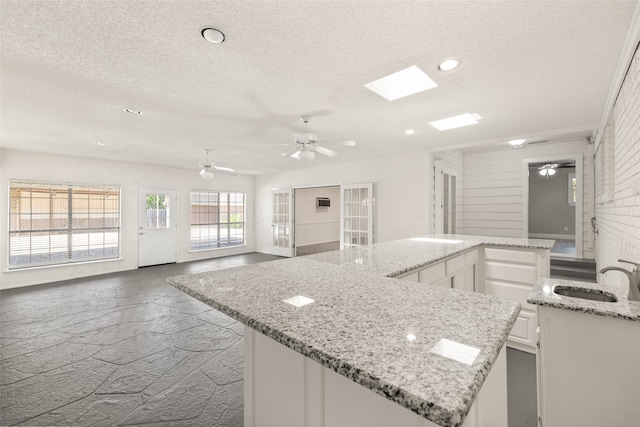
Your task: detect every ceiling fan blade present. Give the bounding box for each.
[315,146,338,158]
[213,165,235,172]
[291,151,301,159]
[318,139,356,147]
[282,148,301,157]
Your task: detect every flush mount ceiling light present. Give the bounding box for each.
[123,108,141,114]
[364,65,438,101]
[508,139,526,149]
[404,129,415,135]
[438,59,459,71]
[428,113,481,131]
[201,28,225,44]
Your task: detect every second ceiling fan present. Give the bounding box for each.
[282,116,356,162]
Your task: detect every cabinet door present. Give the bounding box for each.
[453,265,475,292]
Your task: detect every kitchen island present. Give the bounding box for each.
[168,235,553,426]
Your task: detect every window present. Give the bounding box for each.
[190,191,245,250]
[9,181,120,269]
[568,173,577,206]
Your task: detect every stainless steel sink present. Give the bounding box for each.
[553,286,618,302]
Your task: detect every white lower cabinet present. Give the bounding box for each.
[483,247,549,353]
[398,245,550,353]
[536,306,640,426]
[412,249,478,291]
[245,327,508,427]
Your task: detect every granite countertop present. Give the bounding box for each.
[306,234,555,278]
[168,256,521,427]
[528,277,640,322]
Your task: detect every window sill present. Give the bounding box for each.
[5,257,124,273]
[188,244,247,253]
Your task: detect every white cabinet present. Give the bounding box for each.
[396,245,550,353]
[245,327,508,427]
[483,247,549,353]
[409,249,478,291]
[536,307,640,426]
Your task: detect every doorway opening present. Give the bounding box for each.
[294,186,341,256]
[523,155,583,258]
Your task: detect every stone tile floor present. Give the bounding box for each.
[0,253,281,426]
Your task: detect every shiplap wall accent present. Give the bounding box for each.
[595,45,640,284]
[462,140,594,258]
[431,150,464,234]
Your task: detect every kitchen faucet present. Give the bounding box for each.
[599,259,640,301]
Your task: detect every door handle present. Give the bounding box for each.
[140,232,146,235]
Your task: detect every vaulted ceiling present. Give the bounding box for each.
[1,1,636,174]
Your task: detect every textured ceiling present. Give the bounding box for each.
[0,1,636,174]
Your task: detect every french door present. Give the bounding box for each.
[271,188,294,257]
[435,164,458,234]
[340,183,373,248]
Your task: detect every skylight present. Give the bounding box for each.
[364,66,438,101]
[428,113,481,131]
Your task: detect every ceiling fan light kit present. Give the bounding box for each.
[282,116,356,163]
[197,149,235,180]
[200,167,214,180]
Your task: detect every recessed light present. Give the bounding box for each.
[404,129,415,135]
[202,28,225,44]
[438,59,459,71]
[428,113,481,131]
[123,108,141,114]
[365,65,438,101]
[93,141,108,146]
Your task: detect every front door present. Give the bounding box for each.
[139,188,177,267]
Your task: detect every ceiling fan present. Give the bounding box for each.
[537,163,558,177]
[281,116,356,162]
[198,149,236,180]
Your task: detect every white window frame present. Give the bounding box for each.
[189,190,246,251]
[8,180,121,270]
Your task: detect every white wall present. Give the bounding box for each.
[1,149,255,289]
[461,140,594,258]
[255,150,432,254]
[294,186,340,247]
[595,44,640,285]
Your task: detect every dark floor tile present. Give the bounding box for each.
[0,331,71,362]
[171,323,239,352]
[96,347,191,394]
[17,393,142,426]
[92,332,171,365]
[189,380,243,427]
[119,370,216,425]
[200,339,244,386]
[0,358,117,426]
[58,303,178,335]
[507,348,538,427]
[0,340,102,385]
[68,321,152,346]
[196,309,237,328]
[140,350,221,404]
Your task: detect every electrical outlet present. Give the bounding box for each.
[564,226,569,231]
